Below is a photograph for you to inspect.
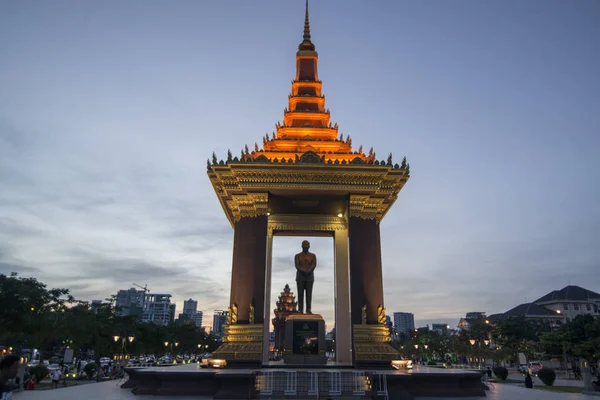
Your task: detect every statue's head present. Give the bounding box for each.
[301,240,310,250]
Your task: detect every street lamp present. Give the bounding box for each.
[469,338,489,369]
[113,334,135,363]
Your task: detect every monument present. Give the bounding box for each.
[208,0,409,368]
[121,3,487,397]
[272,284,297,356]
[295,240,316,314]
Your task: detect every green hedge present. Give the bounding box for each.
[537,368,556,386]
[492,366,508,380]
[29,365,48,383]
[83,362,98,376]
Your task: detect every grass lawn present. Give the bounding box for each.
[535,386,584,393]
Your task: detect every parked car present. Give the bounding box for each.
[528,361,542,375]
[518,364,528,374]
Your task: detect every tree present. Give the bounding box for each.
[0,273,73,361]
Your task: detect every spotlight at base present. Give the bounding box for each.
[337,213,343,218]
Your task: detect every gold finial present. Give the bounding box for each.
[361,305,367,325]
[249,302,255,324]
[298,0,315,51]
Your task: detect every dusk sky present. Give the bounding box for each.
[1,1,599,330]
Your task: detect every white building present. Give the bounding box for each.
[142,294,173,326]
[532,285,600,321]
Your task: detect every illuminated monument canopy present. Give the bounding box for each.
[206,1,410,368]
[207,2,410,228]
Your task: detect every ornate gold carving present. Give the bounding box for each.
[377,305,386,325]
[249,302,255,324]
[361,305,367,325]
[212,324,264,362]
[208,163,409,227]
[268,214,346,232]
[350,195,388,221]
[353,324,399,362]
[227,304,238,324]
[226,193,268,221]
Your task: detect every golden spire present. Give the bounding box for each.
[299,0,315,51]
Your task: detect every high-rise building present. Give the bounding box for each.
[142,294,173,326]
[183,299,198,315]
[116,288,145,317]
[212,310,228,338]
[393,312,415,334]
[169,304,176,324]
[193,311,203,328]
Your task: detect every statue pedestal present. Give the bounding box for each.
[283,314,327,365]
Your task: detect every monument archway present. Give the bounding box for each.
[206,2,410,368]
[263,214,351,364]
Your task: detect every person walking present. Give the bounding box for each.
[0,355,21,399]
[50,368,62,389]
[525,372,533,388]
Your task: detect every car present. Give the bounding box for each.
[528,361,542,375]
[518,364,528,374]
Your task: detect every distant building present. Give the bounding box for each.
[533,285,600,321]
[116,288,145,317]
[142,294,173,326]
[431,323,449,334]
[212,310,228,338]
[488,285,600,324]
[193,311,203,328]
[90,300,103,314]
[183,299,198,315]
[169,304,176,324]
[393,312,415,334]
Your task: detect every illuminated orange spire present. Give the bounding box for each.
[243,2,374,164]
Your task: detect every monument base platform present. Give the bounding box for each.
[283,313,327,366]
[122,365,486,399]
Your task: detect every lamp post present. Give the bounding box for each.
[469,338,490,369]
[113,334,134,364]
[164,341,179,359]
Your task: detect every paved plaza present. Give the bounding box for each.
[10,368,600,400]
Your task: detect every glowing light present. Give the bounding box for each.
[337,213,343,218]
[113,335,120,342]
[469,339,476,345]
[128,336,135,343]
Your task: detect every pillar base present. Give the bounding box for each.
[212,323,263,368]
[353,324,399,368]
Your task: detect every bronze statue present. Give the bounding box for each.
[295,240,317,314]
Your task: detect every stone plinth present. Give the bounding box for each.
[283,314,326,365]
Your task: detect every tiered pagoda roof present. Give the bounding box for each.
[207,1,410,227]
[274,284,297,318]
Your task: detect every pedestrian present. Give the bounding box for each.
[50,368,62,389]
[0,354,21,399]
[525,372,533,388]
[486,367,492,379]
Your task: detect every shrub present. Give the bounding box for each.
[29,365,48,383]
[492,366,508,380]
[537,368,556,386]
[83,362,98,376]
